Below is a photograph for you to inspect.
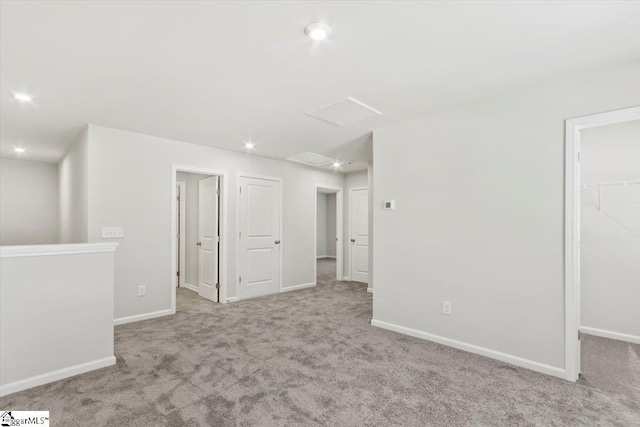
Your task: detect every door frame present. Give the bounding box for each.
[171,165,228,313]
[177,181,186,288]
[236,172,283,300]
[314,185,344,283]
[564,105,640,382]
[348,186,368,283]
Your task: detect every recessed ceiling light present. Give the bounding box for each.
[14,147,25,153]
[332,161,341,169]
[305,22,332,41]
[14,93,32,102]
[244,142,255,150]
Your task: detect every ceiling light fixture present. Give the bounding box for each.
[14,147,25,153]
[332,161,341,169]
[305,22,332,41]
[244,141,255,150]
[14,93,32,102]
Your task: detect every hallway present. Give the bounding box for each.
[317,257,336,284]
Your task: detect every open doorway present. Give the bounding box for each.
[578,118,640,392]
[565,106,640,385]
[172,167,226,311]
[315,185,343,285]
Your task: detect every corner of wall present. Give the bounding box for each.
[58,126,90,244]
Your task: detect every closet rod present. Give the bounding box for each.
[582,180,640,189]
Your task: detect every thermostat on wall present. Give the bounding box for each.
[384,200,396,210]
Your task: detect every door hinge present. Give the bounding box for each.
[216,283,220,289]
[216,189,220,195]
[239,276,242,283]
[239,231,242,238]
[239,187,242,193]
[577,152,580,163]
[176,271,179,277]
[217,236,220,243]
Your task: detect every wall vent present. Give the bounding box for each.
[285,152,336,167]
[306,97,382,127]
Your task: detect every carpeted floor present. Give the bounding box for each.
[1,263,639,426]
[580,333,640,405]
[316,257,336,283]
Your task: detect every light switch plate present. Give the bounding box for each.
[102,227,124,239]
[384,200,396,210]
[442,301,452,315]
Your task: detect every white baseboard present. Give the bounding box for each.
[371,319,565,380]
[580,326,640,344]
[226,296,239,303]
[281,282,316,292]
[342,276,351,281]
[0,356,116,397]
[316,255,337,259]
[183,283,199,293]
[114,309,174,326]
[367,288,373,293]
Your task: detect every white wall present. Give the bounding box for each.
[176,171,211,288]
[86,125,344,320]
[580,120,640,341]
[58,128,89,243]
[326,193,337,257]
[372,60,640,375]
[0,158,59,245]
[316,192,328,257]
[0,243,117,396]
[344,171,368,279]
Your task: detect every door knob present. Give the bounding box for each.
[275,240,281,245]
[196,242,202,246]
[351,239,355,243]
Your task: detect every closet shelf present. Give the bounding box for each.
[582,179,640,188]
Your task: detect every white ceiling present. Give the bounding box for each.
[1,1,639,171]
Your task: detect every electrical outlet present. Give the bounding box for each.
[442,301,452,315]
[102,227,124,239]
[137,285,146,297]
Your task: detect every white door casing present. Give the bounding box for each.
[350,187,369,283]
[198,176,219,302]
[239,175,282,299]
[564,105,640,381]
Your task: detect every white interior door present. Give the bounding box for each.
[177,182,186,288]
[239,176,281,299]
[576,137,582,377]
[198,176,219,302]
[350,187,369,283]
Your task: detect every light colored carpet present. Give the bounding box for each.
[580,333,640,408]
[1,269,639,426]
[316,257,336,283]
